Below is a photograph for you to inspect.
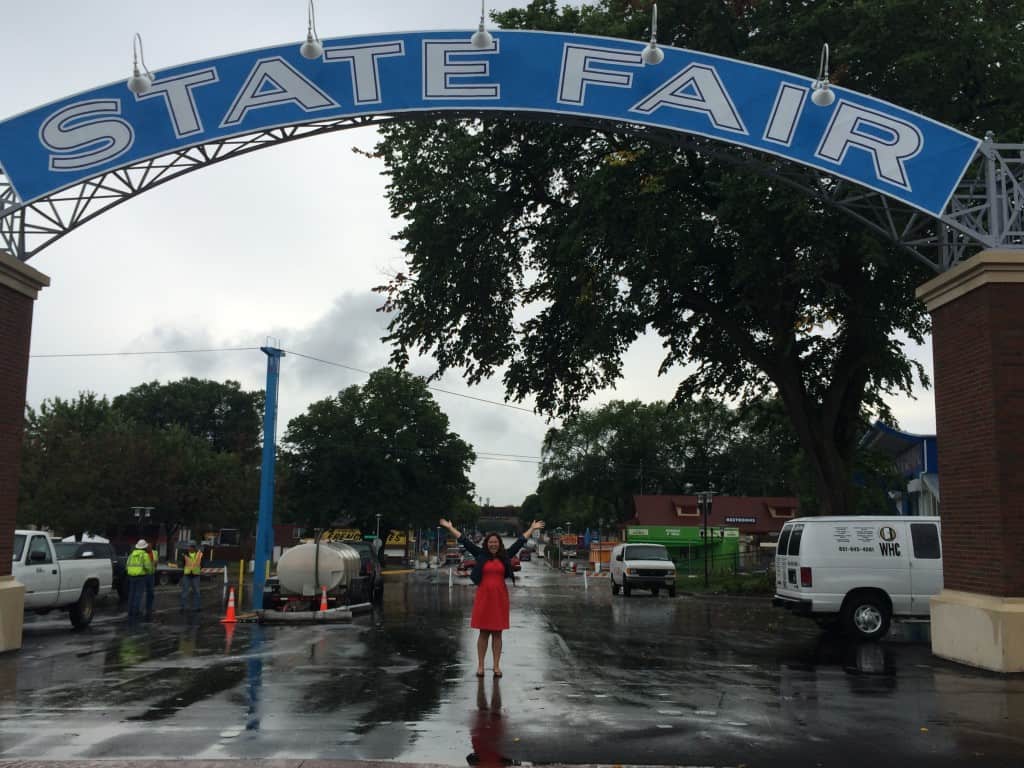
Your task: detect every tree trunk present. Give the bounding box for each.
[774,375,855,517]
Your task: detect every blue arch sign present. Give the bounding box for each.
[0,30,978,216]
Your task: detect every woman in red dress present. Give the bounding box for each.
[440,517,545,678]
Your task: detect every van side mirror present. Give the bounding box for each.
[616,554,624,562]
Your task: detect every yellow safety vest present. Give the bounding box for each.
[126,548,149,576]
[143,551,156,575]
[183,551,203,576]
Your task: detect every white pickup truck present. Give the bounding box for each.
[13,530,113,628]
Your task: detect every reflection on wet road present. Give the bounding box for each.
[2,561,1022,766]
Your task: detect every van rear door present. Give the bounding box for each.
[785,524,804,588]
[775,526,792,591]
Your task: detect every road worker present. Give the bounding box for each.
[180,542,203,612]
[126,540,150,621]
[143,541,157,620]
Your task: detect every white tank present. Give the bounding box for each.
[276,541,361,596]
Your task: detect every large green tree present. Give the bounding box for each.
[279,369,476,532]
[537,398,803,528]
[113,378,264,463]
[19,393,254,538]
[374,0,1024,516]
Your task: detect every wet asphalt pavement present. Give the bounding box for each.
[2,559,1023,767]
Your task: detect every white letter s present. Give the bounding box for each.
[40,99,134,172]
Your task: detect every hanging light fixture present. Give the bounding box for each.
[811,43,836,107]
[471,0,493,49]
[126,33,154,95]
[300,0,324,60]
[641,4,664,66]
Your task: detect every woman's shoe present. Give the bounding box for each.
[475,670,485,678]
[493,671,503,678]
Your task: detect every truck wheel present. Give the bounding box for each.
[611,578,620,595]
[842,594,891,641]
[158,573,170,586]
[668,586,677,598]
[70,585,97,629]
[623,582,632,597]
[652,586,660,597]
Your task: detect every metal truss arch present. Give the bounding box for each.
[0,110,1020,272]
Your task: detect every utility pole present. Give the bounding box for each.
[253,345,285,612]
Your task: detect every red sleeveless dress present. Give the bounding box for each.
[470,559,510,631]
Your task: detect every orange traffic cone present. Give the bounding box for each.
[319,585,328,612]
[220,586,237,624]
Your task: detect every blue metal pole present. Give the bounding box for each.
[253,346,285,611]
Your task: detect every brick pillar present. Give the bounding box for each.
[916,250,1024,672]
[0,251,49,653]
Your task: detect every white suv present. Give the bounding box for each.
[609,543,677,597]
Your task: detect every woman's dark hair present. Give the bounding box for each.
[483,532,514,583]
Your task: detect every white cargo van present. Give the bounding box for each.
[772,516,942,640]
[609,543,677,597]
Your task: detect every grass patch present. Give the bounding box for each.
[676,570,774,595]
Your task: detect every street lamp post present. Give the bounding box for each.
[130,506,153,536]
[375,513,382,539]
[698,491,714,587]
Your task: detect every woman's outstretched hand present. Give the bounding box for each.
[527,520,545,535]
[439,518,453,531]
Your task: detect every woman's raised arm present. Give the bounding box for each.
[439,518,462,539]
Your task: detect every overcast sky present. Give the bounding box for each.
[6,1,937,506]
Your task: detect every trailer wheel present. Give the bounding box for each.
[70,585,97,629]
[158,572,171,586]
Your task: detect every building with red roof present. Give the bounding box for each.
[627,494,799,537]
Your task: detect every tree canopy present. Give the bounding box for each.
[279,368,476,533]
[374,0,1024,515]
[19,391,255,538]
[113,377,264,463]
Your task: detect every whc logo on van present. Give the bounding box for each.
[878,526,901,557]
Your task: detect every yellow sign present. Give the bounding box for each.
[386,530,408,546]
[321,528,362,542]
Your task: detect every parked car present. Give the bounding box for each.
[444,547,462,565]
[347,540,384,604]
[609,543,677,597]
[15,530,113,628]
[518,549,532,562]
[772,516,943,640]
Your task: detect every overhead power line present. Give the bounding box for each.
[30,346,260,359]
[283,348,539,415]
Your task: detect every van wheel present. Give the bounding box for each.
[611,578,620,595]
[623,582,632,597]
[668,586,676,598]
[70,585,97,629]
[842,594,891,640]
[651,587,660,597]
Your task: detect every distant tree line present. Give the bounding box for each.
[18,369,478,542]
[520,398,901,533]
